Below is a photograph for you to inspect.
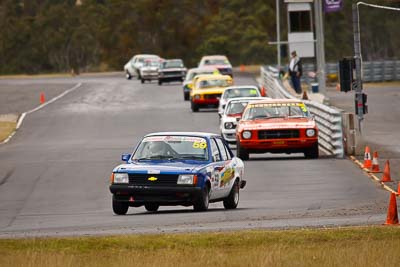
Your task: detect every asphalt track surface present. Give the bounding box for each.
[0,74,389,237]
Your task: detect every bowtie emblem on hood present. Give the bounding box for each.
[148,177,158,181]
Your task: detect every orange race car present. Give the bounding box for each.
[236,99,318,160]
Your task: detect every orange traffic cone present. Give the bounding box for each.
[336,83,341,91]
[240,65,245,72]
[362,146,372,168]
[384,193,399,225]
[369,151,381,173]
[40,92,46,104]
[381,160,393,183]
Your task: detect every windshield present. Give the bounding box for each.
[162,60,183,68]
[144,61,160,67]
[223,88,260,99]
[203,59,229,65]
[242,103,310,120]
[226,101,249,115]
[132,136,209,161]
[197,79,231,89]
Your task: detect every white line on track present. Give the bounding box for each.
[1,83,82,145]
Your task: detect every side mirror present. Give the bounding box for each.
[121,153,131,162]
[236,117,241,122]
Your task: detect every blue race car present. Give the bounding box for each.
[109,132,246,214]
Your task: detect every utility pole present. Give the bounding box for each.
[352,3,365,130]
[276,0,281,67]
[314,0,326,95]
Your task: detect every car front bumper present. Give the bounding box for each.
[110,185,202,205]
[238,138,318,153]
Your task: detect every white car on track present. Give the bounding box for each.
[220,97,266,143]
[124,54,160,80]
[218,86,262,116]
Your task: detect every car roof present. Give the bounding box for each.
[224,85,258,90]
[196,74,231,81]
[145,132,220,138]
[226,97,267,104]
[201,55,228,60]
[136,54,159,58]
[247,98,304,105]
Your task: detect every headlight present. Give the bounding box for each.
[194,94,200,100]
[113,173,129,184]
[177,174,197,185]
[306,129,316,137]
[224,122,234,129]
[242,131,252,139]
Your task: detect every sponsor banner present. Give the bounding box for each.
[324,0,343,13]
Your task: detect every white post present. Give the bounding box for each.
[314,0,326,94]
[276,0,281,67]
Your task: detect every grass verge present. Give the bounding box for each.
[0,121,16,142]
[1,226,400,266]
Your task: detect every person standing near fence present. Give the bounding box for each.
[289,50,303,94]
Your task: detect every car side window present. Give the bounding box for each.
[223,141,232,160]
[210,139,221,162]
[215,138,228,161]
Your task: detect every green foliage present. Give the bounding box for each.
[0,0,399,74]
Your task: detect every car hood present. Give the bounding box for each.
[114,161,207,174]
[240,118,316,130]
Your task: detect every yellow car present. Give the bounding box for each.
[190,74,233,112]
[183,67,220,101]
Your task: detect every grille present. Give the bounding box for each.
[258,129,300,139]
[128,174,179,186]
[204,94,221,99]
[162,71,182,76]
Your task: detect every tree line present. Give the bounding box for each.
[0,0,399,75]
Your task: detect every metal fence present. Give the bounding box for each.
[302,60,400,83]
[261,66,344,158]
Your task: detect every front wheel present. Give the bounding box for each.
[223,180,239,209]
[184,92,189,101]
[304,143,319,159]
[193,186,209,212]
[144,203,159,212]
[126,71,132,80]
[141,78,145,84]
[236,141,249,160]
[158,80,163,85]
[191,101,199,112]
[112,196,129,215]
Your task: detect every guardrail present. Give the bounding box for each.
[261,66,344,158]
[302,60,400,83]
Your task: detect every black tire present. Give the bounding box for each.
[158,80,162,85]
[141,78,145,84]
[304,143,319,159]
[236,141,249,160]
[126,71,132,80]
[223,180,239,209]
[193,186,210,212]
[191,101,199,112]
[144,203,159,212]
[184,92,189,101]
[112,196,129,215]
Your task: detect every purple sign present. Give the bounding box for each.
[324,0,343,13]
